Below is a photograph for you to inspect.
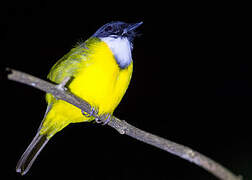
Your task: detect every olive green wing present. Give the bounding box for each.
[47,37,100,83]
[47,44,88,84]
[46,38,100,104]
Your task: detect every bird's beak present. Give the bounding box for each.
[127,22,143,32]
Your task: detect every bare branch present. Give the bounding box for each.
[7,68,242,180]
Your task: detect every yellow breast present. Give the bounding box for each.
[69,40,133,115]
[40,39,133,138]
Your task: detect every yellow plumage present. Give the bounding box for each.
[16,21,141,175]
[40,37,133,138]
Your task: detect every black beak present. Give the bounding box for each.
[122,21,143,40]
[127,22,143,32]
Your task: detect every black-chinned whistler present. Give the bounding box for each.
[16,21,143,175]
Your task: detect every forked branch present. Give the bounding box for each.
[7,68,242,180]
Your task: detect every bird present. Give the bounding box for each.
[16,21,142,175]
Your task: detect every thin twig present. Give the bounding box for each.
[7,68,242,180]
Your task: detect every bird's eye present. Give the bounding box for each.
[105,25,112,32]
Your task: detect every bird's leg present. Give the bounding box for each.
[54,77,72,100]
[56,77,71,91]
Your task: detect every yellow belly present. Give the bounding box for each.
[40,40,133,138]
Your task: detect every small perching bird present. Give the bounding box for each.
[16,21,143,175]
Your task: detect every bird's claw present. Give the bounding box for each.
[82,107,111,125]
[82,106,98,118]
[97,113,112,125]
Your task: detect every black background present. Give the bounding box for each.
[1,1,251,180]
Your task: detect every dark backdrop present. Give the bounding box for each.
[1,1,250,180]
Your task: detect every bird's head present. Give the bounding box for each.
[93,21,143,43]
[92,21,142,68]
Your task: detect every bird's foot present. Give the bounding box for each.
[82,107,111,125]
[96,113,112,125]
[82,106,98,118]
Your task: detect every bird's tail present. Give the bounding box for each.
[16,132,49,175]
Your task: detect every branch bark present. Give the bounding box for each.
[7,68,242,180]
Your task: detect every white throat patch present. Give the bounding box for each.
[100,36,132,68]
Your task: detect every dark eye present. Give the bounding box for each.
[104,25,112,32]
